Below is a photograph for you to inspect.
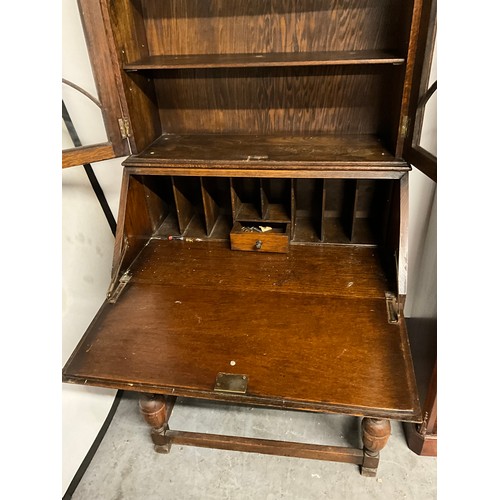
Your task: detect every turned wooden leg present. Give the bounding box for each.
[360,418,391,477]
[139,394,177,454]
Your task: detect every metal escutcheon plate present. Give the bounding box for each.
[214,372,248,394]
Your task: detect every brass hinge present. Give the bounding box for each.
[418,412,429,436]
[401,115,410,139]
[385,291,399,324]
[107,271,132,303]
[118,117,131,139]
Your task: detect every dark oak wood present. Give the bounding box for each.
[139,394,166,430]
[200,178,220,236]
[404,419,437,457]
[140,0,405,55]
[230,222,290,253]
[163,429,365,464]
[138,393,367,465]
[171,177,197,233]
[124,134,409,170]
[75,0,130,158]
[361,418,391,477]
[151,66,401,138]
[106,0,162,154]
[394,0,425,158]
[139,394,178,453]
[114,1,414,149]
[405,145,437,183]
[404,0,437,180]
[126,167,407,181]
[125,240,393,299]
[62,143,115,169]
[404,317,437,456]
[404,364,437,457]
[362,418,391,454]
[63,240,420,422]
[261,179,291,222]
[110,172,169,284]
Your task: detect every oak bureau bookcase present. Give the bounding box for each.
[63,0,436,476]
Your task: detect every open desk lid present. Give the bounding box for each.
[63,240,421,423]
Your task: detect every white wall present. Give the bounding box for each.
[62,0,124,494]
[406,170,437,317]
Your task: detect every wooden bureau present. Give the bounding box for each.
[63,0,436,476]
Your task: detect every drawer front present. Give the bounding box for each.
[230,223,290,253]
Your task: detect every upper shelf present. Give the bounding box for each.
[123,50,405,71]
[122,134,410,172]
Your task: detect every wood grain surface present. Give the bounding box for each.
[140,0,404,55]
[151,66,395,135]
[124,51,405,70]
[123,134,409,169]
[63,240,420,421]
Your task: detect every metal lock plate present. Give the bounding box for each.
[214,373,248,394]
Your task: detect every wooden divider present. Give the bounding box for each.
[200,178,219,236]
[163,176,392,245]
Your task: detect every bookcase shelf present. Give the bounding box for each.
[123,51,405,70]
[123,134,409,170]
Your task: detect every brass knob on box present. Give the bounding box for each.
[255,240,263,250]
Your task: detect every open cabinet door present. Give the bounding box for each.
[62,0,131,168]
[404,0,437,182]
[402,0,437,455]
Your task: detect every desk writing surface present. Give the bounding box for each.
[63,241,420,422]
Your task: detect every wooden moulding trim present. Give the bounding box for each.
[403,422,437,457]
[62,376,422,423]
[124,167,409,180]
[395,0,425,158]
[62,143,116,168]
[123,159,410,170]
[111,171,131,279]
[77,0,130,157]
[397,315,422,425]
[164,430,365,464]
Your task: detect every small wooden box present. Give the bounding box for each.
[230,222,290,253]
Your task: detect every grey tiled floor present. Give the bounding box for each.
[72,392,436,500]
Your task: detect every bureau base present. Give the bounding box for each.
[139,394,391,477]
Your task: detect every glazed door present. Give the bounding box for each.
[62,0,131,168]
[403,0,437,181]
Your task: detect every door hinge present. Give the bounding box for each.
[401,115,410,139]
[418,412,429,436]
[107,271,132,303]
[118,117,131,139]
[385,291,399,324]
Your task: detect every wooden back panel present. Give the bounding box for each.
[141,0,406,55]
[153,66,395,135]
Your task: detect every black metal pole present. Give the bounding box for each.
[62,100,117,236]
[62,100,122,498]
